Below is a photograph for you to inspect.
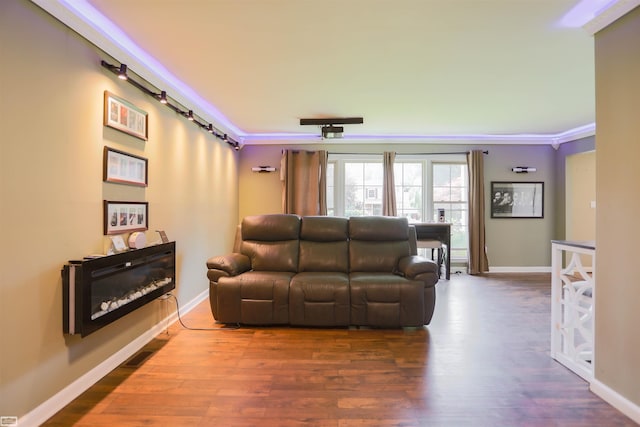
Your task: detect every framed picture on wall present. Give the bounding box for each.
[491,181,544,218]
[103,201,148,235]
[103,146,148,186]
[103,91,148,141]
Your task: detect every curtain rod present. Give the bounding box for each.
[328,150,489,156]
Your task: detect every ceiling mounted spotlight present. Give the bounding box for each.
[159,90,167,104]
[208,124,214,133]
[117,63,128,80]
[187,110,194,121]
[321,125,344,139]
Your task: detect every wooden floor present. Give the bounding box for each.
[43,273,636,426]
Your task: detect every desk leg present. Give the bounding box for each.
[445,240,451,280]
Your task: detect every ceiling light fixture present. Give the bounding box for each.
[159,90,167,104]
[300,117,363,139]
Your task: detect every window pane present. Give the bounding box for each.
[342,161,384,217]
[327,186,334,210]
[346,163,364,186]
[364,163,382,185]
[433,164,450,186]
[404,163,422,185]
[394,162,423,223]
[432,162,469,261]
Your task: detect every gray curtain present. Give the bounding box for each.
[281,149,327,216]
[382,151,397,216]
[467,150,489,274]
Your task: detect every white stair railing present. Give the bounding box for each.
[550,240,595,382]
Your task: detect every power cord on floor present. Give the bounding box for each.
[162,293,240,331]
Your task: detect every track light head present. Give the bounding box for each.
[118,64,128,80]
[234,142,240,151]
[208,124,214,133]
[159,90,167,104]
[222,133,228,142]
[187,110,194,121]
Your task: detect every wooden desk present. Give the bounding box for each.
[413,223,451,280]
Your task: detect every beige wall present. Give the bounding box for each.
[594,6,640,407]
[553,136,596,242]
[239,142,556,267]
[566,150,596,241]
[0,1,239,419]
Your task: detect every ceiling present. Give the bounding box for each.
[43,0,607,144]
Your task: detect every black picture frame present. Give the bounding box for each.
[103,146,148,187]
[103,200,149,235]
[490,181,544,218]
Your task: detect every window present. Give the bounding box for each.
[394,162,423,222]
[327,157,381,217]
[432,163,468,260]
[328,154,468,261]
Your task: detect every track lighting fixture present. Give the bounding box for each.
[100,60,239,150]
[117,63,128,80]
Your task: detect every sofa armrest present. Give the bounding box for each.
[206,253,251,276]
[396,255,438,280]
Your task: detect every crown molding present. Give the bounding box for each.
[241,123,596,146]
[583,0,640,34]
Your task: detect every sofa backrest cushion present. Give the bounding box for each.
[349,216,411,272]
[299,216,349,272]
[240,214,301,272]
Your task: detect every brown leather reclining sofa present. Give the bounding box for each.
[206,214,439,328]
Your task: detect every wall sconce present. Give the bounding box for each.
[512,166,537,173]
[252,166,276,173]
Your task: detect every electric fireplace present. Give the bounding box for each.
[62,242,176,337]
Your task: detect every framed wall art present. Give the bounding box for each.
[103,201,148,235]
[103,91,148,141]
[103,146,148,187]
[491,181,544,218]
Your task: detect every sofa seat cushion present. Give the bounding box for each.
[217,271,294,324]
[289,272,350,326]
[349,273,425,327]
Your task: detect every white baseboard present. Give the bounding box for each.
[488,266,551,273]
[19,289,209,427]
[590,379,640,424]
